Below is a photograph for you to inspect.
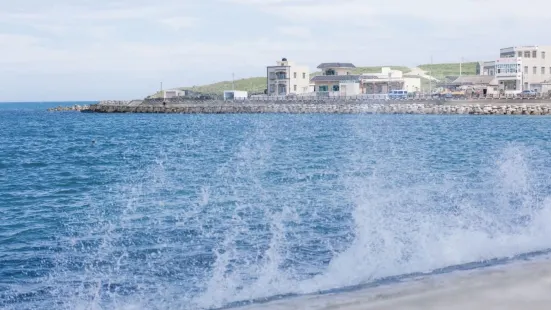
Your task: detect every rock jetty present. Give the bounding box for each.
[84,101,551,115]
[47,104,90,112]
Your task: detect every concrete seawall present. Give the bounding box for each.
[86,100,551,115]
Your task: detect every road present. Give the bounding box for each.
[409,67,440,82]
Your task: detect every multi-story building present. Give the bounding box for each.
[310,64,421,96]
[266,58,310,95]
[483,45,551,92]
[310,63,361,96]
[495,57,523,92]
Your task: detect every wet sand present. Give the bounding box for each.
[241,258,551,310]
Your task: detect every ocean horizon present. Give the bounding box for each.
[0,101,99,110]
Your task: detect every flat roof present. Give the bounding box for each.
[317,63,356,69]
[311,75,361,82]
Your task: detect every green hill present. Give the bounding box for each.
[418,62,478,79]
[182,77,267,96]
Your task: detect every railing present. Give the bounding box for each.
[99,93,551,106]
[246,93,551,102]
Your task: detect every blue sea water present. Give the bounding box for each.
[2,103,551,309]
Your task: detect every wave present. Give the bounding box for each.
[21,115,551,310]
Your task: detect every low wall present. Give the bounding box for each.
[85,100,551,115]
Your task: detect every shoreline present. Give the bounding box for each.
[239,257,551,310]
[82,100,551,115]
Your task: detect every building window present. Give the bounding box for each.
[325,69,335,76]
[302,72,306,79]
[333,85,340,91]
[319,85,328,92]
[524,66,528,74]
[518,51,522,57]
[542,67,546,75]
[294,85,297,92]
[524,51,531,58]
[543,51,546,59]
[533,66,537,74]
[533,50,537,58]
[293,72,297,78]
[497,68,501,74]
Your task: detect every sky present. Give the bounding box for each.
[1,0,550,101]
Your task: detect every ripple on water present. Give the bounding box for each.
[1,112,551,309]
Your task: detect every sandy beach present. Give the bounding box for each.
[240,258,551,310]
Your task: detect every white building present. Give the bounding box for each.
[223,90,248,101]
[482,45,551,92]
[495,57,523,92]
[163,89,186,99]
[360,67,421,94]
[310,63,362,96]
[266,58,310,95]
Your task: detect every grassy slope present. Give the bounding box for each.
[418,62,478,79]
[182,77,268,96]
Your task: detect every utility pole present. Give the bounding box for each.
[388,71,391,94]
[232,73,235,90]
[160,82,163,98]
[460,57,463,76]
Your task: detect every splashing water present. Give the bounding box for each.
[2,113,551,310]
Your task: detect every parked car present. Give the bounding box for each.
[521,90,537,98]
[388,90,408,99]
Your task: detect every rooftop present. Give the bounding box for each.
[317,63,356,69]
[450,75,497,85]
[311,75,361,82]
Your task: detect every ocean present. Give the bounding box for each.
[1,102,551,309]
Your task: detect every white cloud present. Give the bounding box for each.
[2,0,551,101]
[276,26,311,38]
[227,0,551,22]
[159,17,200,30]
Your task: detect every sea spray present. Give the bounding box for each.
[4,113,551,310]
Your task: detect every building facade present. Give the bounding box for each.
[483,45,551,92]
[310,63,361,96]
[481,61,496,76]
[266,58,310,95]
[310,65,421,96]
[495,57,523,92]
[360,67,421,94]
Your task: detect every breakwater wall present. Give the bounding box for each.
[47,104,91,112]
[86,100,551,115]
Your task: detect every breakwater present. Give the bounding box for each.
[47,104,91,112]
[85,100,551,115]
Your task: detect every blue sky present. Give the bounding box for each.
[1,0,549,101]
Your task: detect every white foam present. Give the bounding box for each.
[196,129,551,309]
[239,258,551,310]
